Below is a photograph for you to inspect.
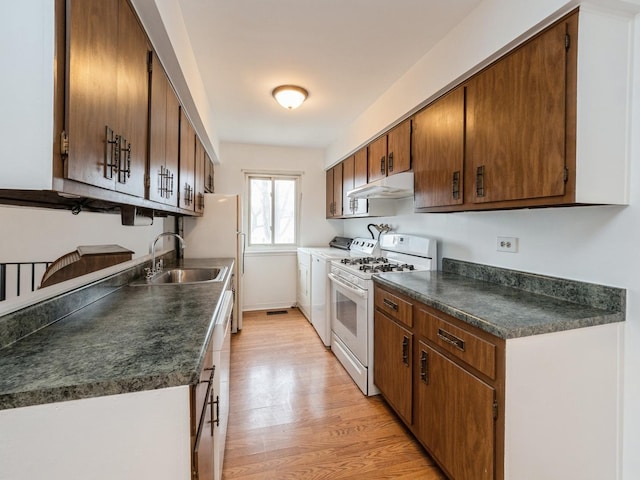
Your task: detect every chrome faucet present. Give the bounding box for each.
[147,232,186,279]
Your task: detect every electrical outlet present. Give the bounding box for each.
[497,236,518,253]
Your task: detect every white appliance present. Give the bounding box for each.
[298,237,353,346]
[329,234,437,396]
[184,194,245,333]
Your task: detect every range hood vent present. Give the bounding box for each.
[346,171,414,199]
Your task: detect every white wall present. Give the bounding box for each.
[0,205,164,264]
[214,142,343,311]
[331,2,640,477]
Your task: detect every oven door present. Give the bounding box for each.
[328,272,369,365]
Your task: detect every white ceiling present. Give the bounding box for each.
[177,0,482,149]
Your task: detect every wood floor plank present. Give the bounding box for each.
[223,309,445,479]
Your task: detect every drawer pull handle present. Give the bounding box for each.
[420,349,429,384]
[437,328,465,351]
[383,298,398,311]
[401,335,409,366]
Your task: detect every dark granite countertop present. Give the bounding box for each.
[0,258,234,410]
[373,259,625,339]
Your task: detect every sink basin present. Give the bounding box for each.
[131,267,228,286]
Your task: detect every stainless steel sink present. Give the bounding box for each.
[131,267,228,286]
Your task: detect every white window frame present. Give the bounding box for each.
[245,172,300,250]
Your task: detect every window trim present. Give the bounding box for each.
[245,172,300,250]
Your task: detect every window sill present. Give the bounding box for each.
[245,248,298,257]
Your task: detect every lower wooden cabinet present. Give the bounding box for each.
[373,310,412,424]
[373,283,505,480]
[415,341,495,480]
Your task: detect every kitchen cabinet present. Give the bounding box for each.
[373,283,504,480]
[413,87,465,209]
[465,15,568,206]
[179,108,196,211]
[414,315,497,480]
[205,152,215,193]
[411,9,630,213]
[148,52,179,206]
[341,149,368,217]
[0,0,218,216]
[373,290,413,424]
[195,137,206,213]
[297,250,311,320]
[325,163,343,218]
[64,0,148,198]
[192,344,214,480]
[367,119,411,183]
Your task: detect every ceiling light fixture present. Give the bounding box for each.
[272,85,308,110]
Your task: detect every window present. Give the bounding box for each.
[247,174,299,247]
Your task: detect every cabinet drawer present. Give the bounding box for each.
[375,287,412,328]
[421,310,496,379]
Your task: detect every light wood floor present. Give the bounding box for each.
[222,308,446,480]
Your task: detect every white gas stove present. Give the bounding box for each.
[328,234,437,396]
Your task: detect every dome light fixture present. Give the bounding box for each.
[272,85,308,110]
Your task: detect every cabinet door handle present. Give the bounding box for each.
[117,136,132,183]
[401,335,409,366]
[476,165,485,197]
[105,126,118,179]
[437,328,466,351]
[212,394,220,428]
[452,170,460,200]
[380,156,386,174]
[420,349,429,384]
[388,152,394,172]
[209,390,215,436]
[383,298,398,311]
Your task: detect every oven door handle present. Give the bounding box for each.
[328,273,368,299]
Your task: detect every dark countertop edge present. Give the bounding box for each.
[373,275,625,340]
[0,371,196,410]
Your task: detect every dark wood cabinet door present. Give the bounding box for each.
[179,109,196,210]
[354,147,368,188]
[148,52,167,204]
[367,135,388,183]
[332,164,343,217]
[413,87,465,209]
[342,155,355,216]
[415,341,495,480]
[114,0,148,197]
[195,137,206,213]
[66,0,119,190]
[387,119,411,175]
[204,152,214,193]
[165,84,180,206]
[466,18,568,204]
[373,311,412,424]
[325,169,334,218]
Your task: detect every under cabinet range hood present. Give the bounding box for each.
[347,171,414,199]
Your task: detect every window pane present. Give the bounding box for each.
[274,179,295,244]
[250,178,272,244]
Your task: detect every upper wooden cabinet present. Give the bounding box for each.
[179,109,196,211]
[353,147,368,189]
[342,150,368,217]
[326,164,343,218]
[148,52,179,206]
[413,87,465,210]
[368,119,411,183]
[204,153,215,193]
[65,0,148,198]
[194,137,206,214]
[465,16,568,205]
